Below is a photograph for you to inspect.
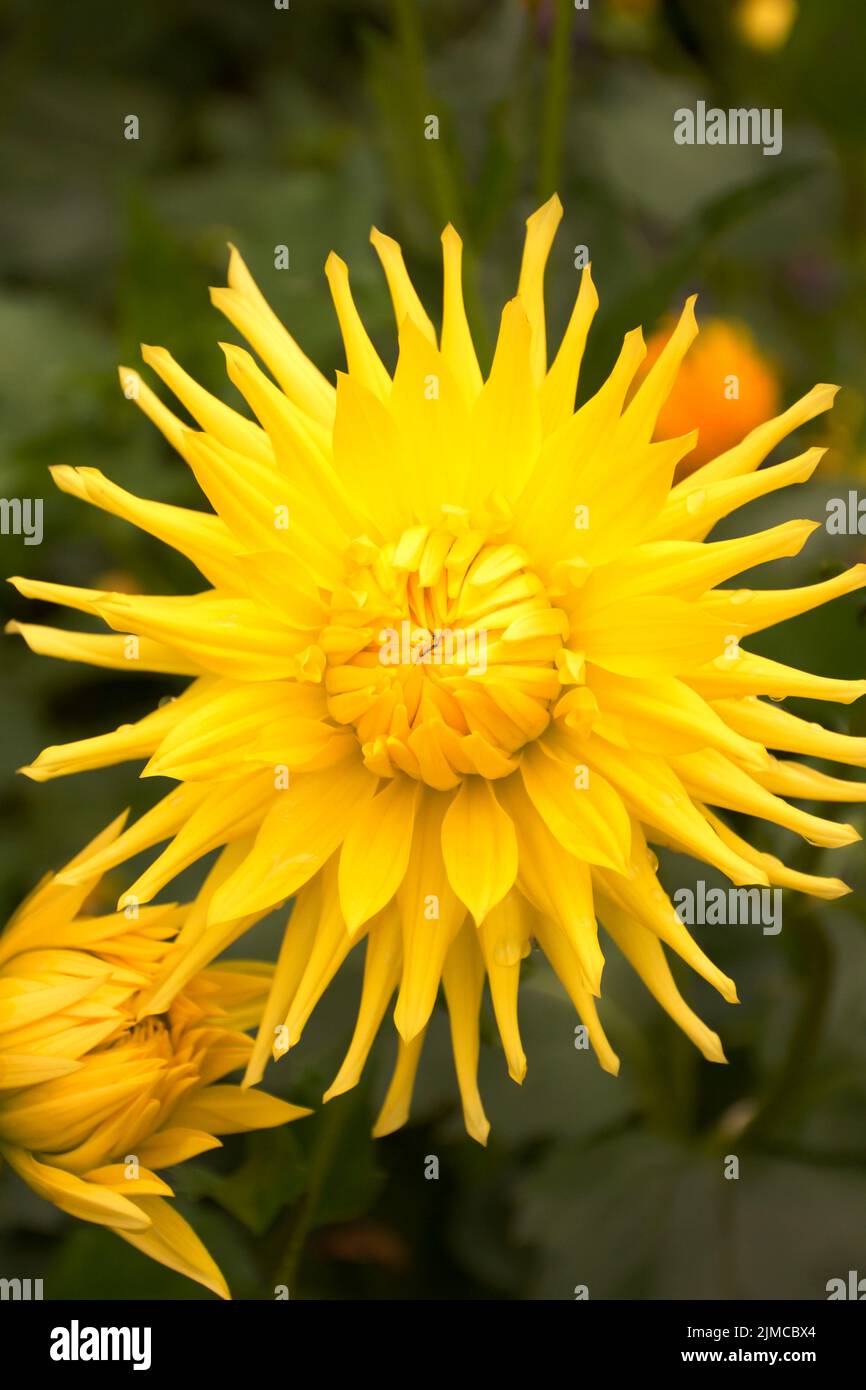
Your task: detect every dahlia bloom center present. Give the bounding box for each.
[321,523,567,786]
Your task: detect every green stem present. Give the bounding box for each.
[390,0,460,232]
[740,908,833,1143]
[538,0,573,202]
[389,0,491,364]
[273,1102,346,1297]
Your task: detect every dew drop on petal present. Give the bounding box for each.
[685,490,706,515]
[493,938,523,967]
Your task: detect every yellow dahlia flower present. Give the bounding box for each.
[0,817,307,1296]
[8,196,866,1144]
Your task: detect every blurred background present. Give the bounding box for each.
[1,0,866,1300]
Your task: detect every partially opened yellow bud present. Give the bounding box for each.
[0,817,309,1297]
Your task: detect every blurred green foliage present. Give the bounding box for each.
[1,0,866,1300]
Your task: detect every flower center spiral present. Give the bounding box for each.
[321,524,568,788]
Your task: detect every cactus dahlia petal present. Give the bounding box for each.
[0,818,308,1296]
[9,196,866,1143]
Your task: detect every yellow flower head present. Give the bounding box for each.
[0,817,307,1296]
[8,196,866,1143]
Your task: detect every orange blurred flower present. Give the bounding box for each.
[643,317,780,477]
